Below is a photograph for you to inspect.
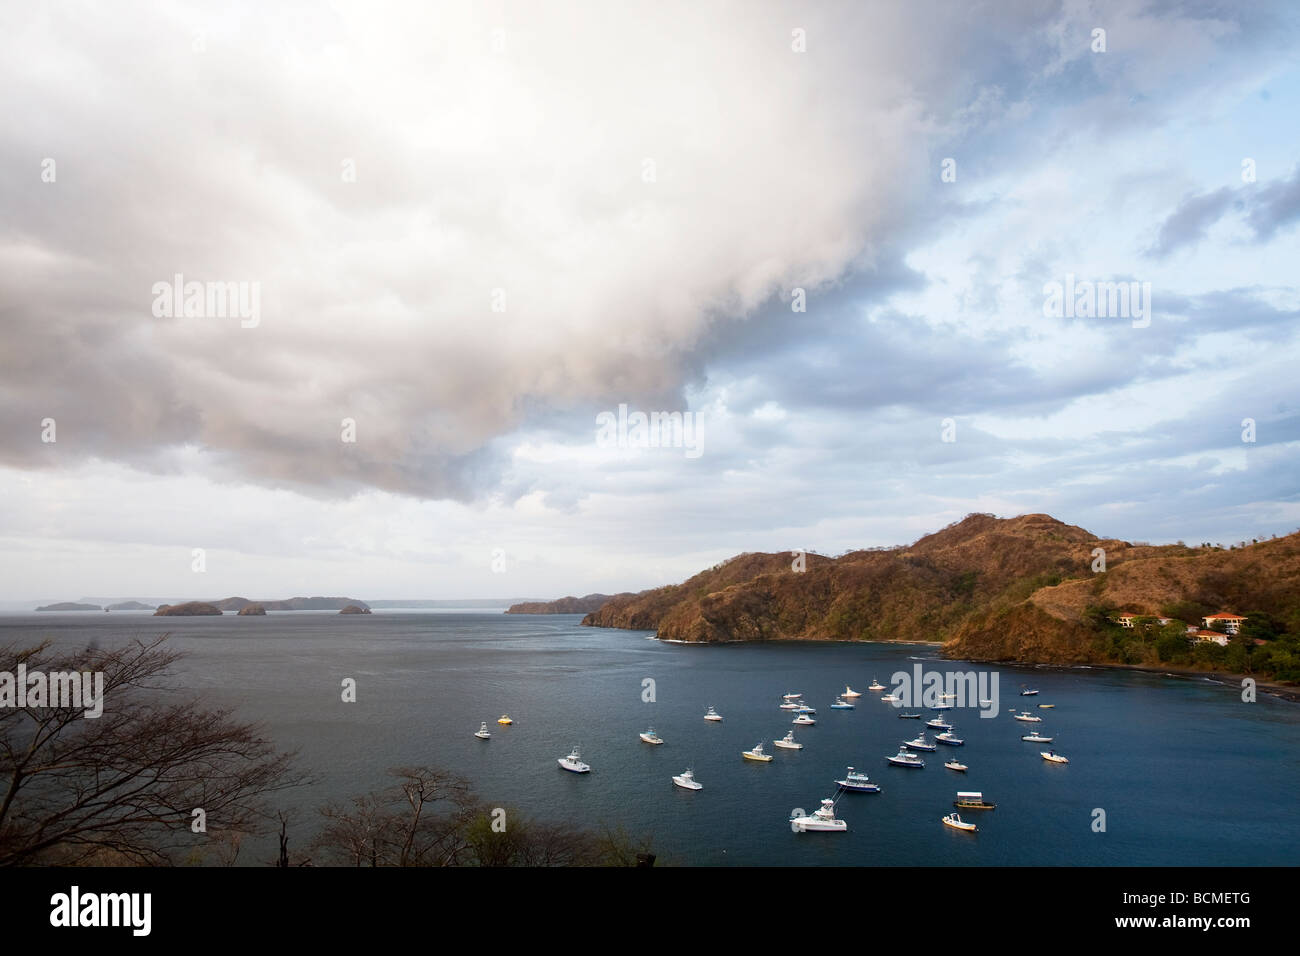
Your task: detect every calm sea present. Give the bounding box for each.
[5,610,1297,866]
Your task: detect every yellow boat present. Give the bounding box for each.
[742,743,773,762]
[497,714,513,725]
[1038,704,1056,709]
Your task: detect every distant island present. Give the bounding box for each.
[106,601,155,611]
[155,602,223,616]
[213,596,370,612]
[506,594,628,614]
[339,604,371,614]
[36,602,101,612]
[577,513,1300,684]
[237,604,266,616]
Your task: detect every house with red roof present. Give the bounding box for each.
[1202,612,1248,635]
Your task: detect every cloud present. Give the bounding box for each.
[1146,187,1237,258]
[1246,163,1300,241]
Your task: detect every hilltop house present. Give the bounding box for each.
[1115,613,1173,629]
[1192,629,1230,647]
[1202,613,1248,635]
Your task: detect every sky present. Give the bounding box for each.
[1,0,1298,602]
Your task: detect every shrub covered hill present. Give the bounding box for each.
[581,513,1300,682]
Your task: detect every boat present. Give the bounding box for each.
[938,692,957,700]
[779,700,801,710]
[639,728,664,745]
[1021,732,1053,743]
[1041,751,1070,764]
[930,702,954,710]
[497,714,513,725]
[773,730,803,749]
[926,715,952,730]
[942,812,978,832]
[474,722,492,739]
[743,742,774,762]
[835,767,881,793]
[868,680,886,692]
[672,768,702,790]
[954,791,997,810]
[830,698,855,710]
[935,730,965,746]
[1013,712,1042,722]
[704,706,723,721]
[794,703,817,714]
[887,747,925,768]
[842,685,862,698]
[791,797,848,833]
[1038,703,1055,709]
[793,714,816,725]
[782,692,802,700]
[880,693,901,702]
[557,747,590,773]
[904,733,936,752]
[1021,688,1039,696]
[944,759,968,772]
[898,712,923,719]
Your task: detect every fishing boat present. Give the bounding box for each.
[935,730,964,746]
[704,706,723,721]
[1013,712,1042,722]
[926,715,952,730]
[930,701,954,710]
[639,728,664,745]
[779,700,801,710]
[474,722,492,739]
[835,767,881,793]
[944,759,968,772]
[904,733,936,752]
[497,714,513,725]
[953,791,997,810]
[842,685,862,698]
[887,747,925,768]
[868,680,886,692]
[672,769,702,791]
[1020,688,1039,696]
[793,713,816,725]
[743,742,774,762]
[1038,703,1055,709]
[830,698,855,710]
[880,693,901,702]
[1041,750,1070,764]
[773,730,803,750]
[898,712,923,719]
[1021,732,1053,743]
[942,812,978,832]
[794,703,817,714]
[557,747,590,773]
[782,692,802,700]
[791,798,847,833]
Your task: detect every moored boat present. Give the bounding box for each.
[953,791,996,810]
[497,714,513,725]
[942,812,978,832]
[944,759,968,772]
[704,706,723,721]
[888,747,925,768]
[926,715,952,730]
[843,685,862,698]
[1041,750,1070,764]
[868,680,886,692]
[639,728,664,745]
[1021,732,1053,742]
[899,712,923,719]
[474,722,492,739]
[793,713,816,725]
[672,768,702,790]
[935,730,964,746]
[904,733,937,752]
[791,798,847,833]
[743,742,774,762]
[1013,712,1042,722]
[773,730,803,750]
[830,698,855,710]
[557,747,590,773]
[835,767,881,793]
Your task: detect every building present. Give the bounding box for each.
[1193,630,1229,647]
[1202,613,1248,635]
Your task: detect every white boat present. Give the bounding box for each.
[779,700,801,710]
[944,759,968,772]
[938,692,957,700]
[1021,688,1039,696]
[557,747,590,773]
[793,714,816,725]
[868,680,885,692]
[835,767,881,793]
[783,692,802,700]
[887,747,925,768]
[794,703,817,714]
[773,730,803,750]
[843,685,862,698]
[935,730,964,746]
[1041,750,1070,764]
[942,812,978,832]
[904,733,936,752]
[704,706,723,721]
[743,742,773,762]
[474,722,492,739]
[880,693,901,702]
[1013,712,1042,722]
[926,715,952,730]
[1021,733,1053,743]
[672,769,702,791]
[930,702,954,710]
[791,798,847,832]
[639,728,664,745]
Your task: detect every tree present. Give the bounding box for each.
[0,636,303,866]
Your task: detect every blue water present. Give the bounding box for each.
[5,611,1297,865]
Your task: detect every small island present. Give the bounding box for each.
[237,604,267,616]
[339,605,372,615]
[154,602,223,616]
[36,602,102,612]
[106,601,156,611]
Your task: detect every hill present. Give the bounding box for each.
[580,514,1300,681]
[506,594,629,614]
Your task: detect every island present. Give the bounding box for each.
[105,601,156,611]
[213,596,370,612]
[36,602,102,612]
[154,602,223,616]
[339,604,371,614]
[237,604,267,616]
[506,594,628,614]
